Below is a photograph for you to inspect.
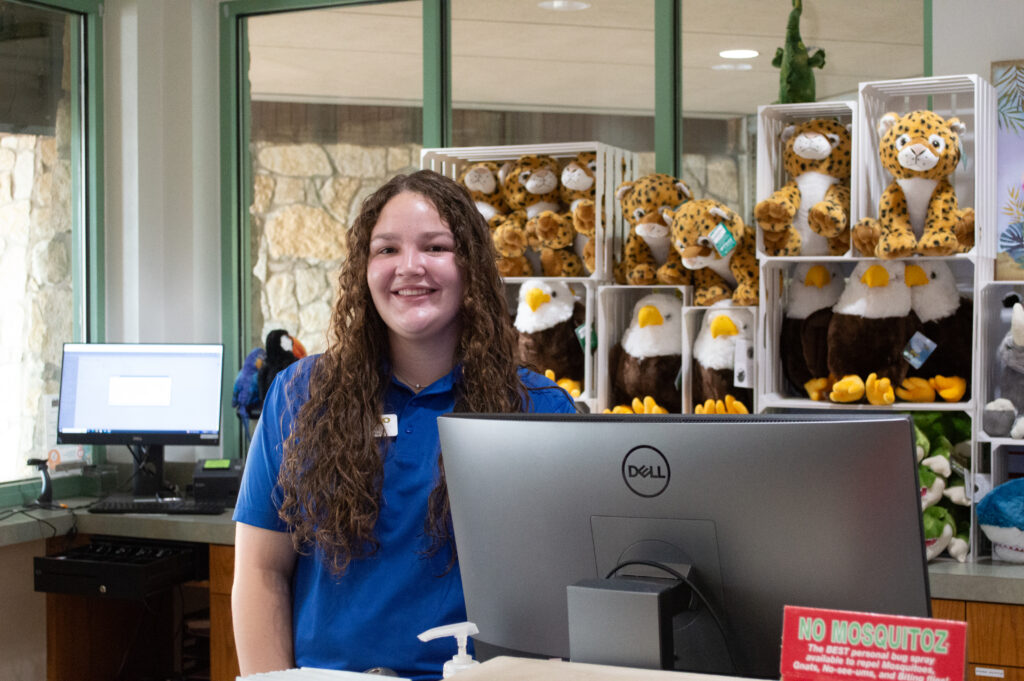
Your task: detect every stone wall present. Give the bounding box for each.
[0,131,73,482]
[249,141,422,354]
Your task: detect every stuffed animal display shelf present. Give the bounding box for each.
[782,259,970,405]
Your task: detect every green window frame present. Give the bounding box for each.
[0,0,104,506]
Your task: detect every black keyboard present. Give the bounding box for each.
[89,497,226,515]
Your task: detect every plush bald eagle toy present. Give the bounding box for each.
[514,278,585,383]
[692,303,754,413]
[826,260,918,405]
[609,293,683,412]
[781,262,843,400]
[897,261,972,402]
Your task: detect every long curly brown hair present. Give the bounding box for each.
[278,170,527,576]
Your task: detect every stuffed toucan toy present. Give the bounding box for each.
[233,329,306,443]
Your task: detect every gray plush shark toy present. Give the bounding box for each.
[984,303,1024,437]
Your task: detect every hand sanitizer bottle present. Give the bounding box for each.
[417,621,480,678]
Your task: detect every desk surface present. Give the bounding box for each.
[4,498,1024,604]
[457,656,752,681]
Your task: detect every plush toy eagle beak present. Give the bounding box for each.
[637,305,664,328]
[904,264,929,287]
[526,287,551,312]
[804,264,831,288]
[860,264,890,288]
[710,314,739,339]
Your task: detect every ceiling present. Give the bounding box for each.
[247,0,924,117]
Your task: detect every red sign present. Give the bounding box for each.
[780,606,966,681]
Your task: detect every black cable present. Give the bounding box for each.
[606,559,739,674]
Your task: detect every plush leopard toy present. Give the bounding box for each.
[666,199,759,306]
[616,174,692,286]
[853,110,974,258]
[458,161,507,229]
[560,152,598,274]
[754,118,852,256]
[500,154,583,277]
[491,210,534,277]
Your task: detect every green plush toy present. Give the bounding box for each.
[912,412,972,562]
[772,0,825,104]
[923,506,956,561]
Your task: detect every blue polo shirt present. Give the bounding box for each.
[233,356,576,680]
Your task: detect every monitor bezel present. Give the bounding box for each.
[56,342,225,447]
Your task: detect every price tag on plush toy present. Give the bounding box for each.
[733,338,753,388]
[709,222,737,258]
[902,331,937,369]
[575,323,597,352]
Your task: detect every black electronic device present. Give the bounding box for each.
[56,343,224,497]
[192,458,243,506]
[88,495,226,515]
[34,536,208,600]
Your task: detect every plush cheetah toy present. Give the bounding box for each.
[616,174,692,286]
[458,161,508,229]
[666,199,759,306]
[491,210,534,277]
[853,110,974,258]
[560,152,598,274]
[755,118,852,256]
[500,154,583,277]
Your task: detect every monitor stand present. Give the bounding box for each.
[131,444,165,497]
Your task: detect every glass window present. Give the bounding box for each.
[451,0,656,170]
[0,1,89,484]
[682,0,924,220]
[244,1,424,355]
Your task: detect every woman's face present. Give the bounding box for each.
[367,191,465,350]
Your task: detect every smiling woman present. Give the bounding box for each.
[231,170,578,678]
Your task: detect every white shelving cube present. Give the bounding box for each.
[757,257,978,412]
[596,285,690,413]
[421,142,637,283]
[856,75,998,262]
[755,101,859,260]
[683,304,758,415]
[505,278,597,411]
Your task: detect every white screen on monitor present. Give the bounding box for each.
[58,343,223,436]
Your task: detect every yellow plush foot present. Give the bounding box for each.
[895,376,935,402]
[830,375,865,403]
[865,373,895,405]
[694,399,721,414]
[804,376,833,401]
[929,375,967,402]
[631,396,668,414]
[723,394,749,414]
[544,370,582,398]
[604,405,634,414]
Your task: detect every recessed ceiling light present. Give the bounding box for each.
[711,63,753,71]
[719,49,759,60]
[538,0,591,10]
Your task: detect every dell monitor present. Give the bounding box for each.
[57,343,224,496]
[437,413,931,678]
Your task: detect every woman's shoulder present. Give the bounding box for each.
[264,354,321,405]
[517,367,578,414]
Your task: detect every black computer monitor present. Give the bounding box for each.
[437,413,931,678]
[57,343,224,496]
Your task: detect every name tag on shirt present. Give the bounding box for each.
[374,414,398,438]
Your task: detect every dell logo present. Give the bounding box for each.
[622,445,670,497]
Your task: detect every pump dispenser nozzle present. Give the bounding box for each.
[417,621,479,678]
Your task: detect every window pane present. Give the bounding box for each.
[451,0,655,171]
[246,1,424,355]
[0,2,82,483]
[682,0,924,219]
